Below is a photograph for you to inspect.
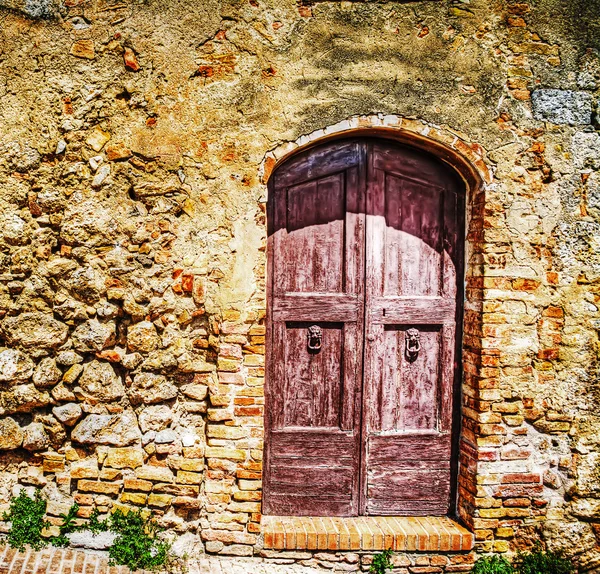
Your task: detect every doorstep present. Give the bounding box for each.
[262,516,474,553]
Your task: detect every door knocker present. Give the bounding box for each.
[307,325,322,353]
[405,328,420,362]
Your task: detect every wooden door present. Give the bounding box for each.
[362,142,464,515]
[264,138,464,517]
[263,141,366,516]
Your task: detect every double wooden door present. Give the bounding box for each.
[263,139,464,516]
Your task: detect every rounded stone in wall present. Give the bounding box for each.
[0,417,23,450]
[139,404,174,432]
[74,360,125,404]
[52,403,83,426]
[129,372,177,405]
[0,312,68,350]
[33,357,62,388]
[0,348,34,384]
[71,410,141,447]
[22,422,50,451]
[126,321,161,353]
[72,319,116,353]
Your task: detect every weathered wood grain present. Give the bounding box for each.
[265,138,464,517]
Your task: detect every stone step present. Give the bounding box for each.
[262,516,474,552]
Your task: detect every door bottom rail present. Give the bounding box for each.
[262,515,473,552]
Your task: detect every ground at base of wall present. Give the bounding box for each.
[0,544,476,573]
[0,545,321,574]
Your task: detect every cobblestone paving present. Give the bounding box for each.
[0,546,329,574]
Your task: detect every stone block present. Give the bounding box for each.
[238,479,261,491]
[532,89,593,125]
[207,425,248,440]
[0,348,34,383]
[205,447,246,461]
[129,372,177,405]
[70,458,99,479]
[176,470,203,485]
[71,411,141,447]
[104,447,144,469]
[124,478,153,492]
[168,456,204,472]
[78,480,121,495]
[233,490,261,501]
[0,312,68,350]
[120,492,147,506]
[135,465,174,483]
[68,531,116,550]
[74,360,124,404]
[0,417,23,450]
[99,468,122,481]
[154,483,199,496]
[147,493,173,508]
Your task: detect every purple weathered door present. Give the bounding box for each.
[264,138,464,517]
[362,142,463,515]
[263,141,366,516]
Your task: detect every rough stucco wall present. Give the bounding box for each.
[0,0,599,570]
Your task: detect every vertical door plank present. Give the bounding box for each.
[364,141,464,516]
[264,140,365,517]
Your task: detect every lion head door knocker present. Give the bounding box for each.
[405,328,421,362]
[307,325,322,353]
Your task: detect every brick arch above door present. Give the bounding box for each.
[259,116,492,530]
[260,114,490,195]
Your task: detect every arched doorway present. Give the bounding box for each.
[263,138,465,517]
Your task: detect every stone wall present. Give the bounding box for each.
[0,0,599,570]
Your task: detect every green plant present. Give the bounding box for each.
[3,490,171,571]
[369,548,393,574]
[108,508,170,571]
[472,555,515,574]
[514,546,574,574]
[2,489,50,551]
[50,503,81,548]
[87,508,109,534]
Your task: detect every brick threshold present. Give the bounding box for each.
[262,516,474,552]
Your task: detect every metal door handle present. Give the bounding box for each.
[307,325,322,352]
[405,328,420,361]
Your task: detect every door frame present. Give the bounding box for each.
[261,118,487,522]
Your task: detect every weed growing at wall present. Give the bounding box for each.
[3,490,172,571]
[472,547,574,574]
[87,508,109,534]
[369,549,393,574]
[472,555,515,574]
[108,509,170,571]
[50,503,82,547]
[514,546,574,574]
[2,490,49,551]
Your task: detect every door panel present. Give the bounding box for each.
[264,141,366,516]
[379,325,441,432]
[362,142,463,516]
[265,138,463,517]
[282,322,343,428]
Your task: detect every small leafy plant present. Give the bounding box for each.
[2,489,49,551]
[369,548,393,574]
[3,489,171,572]
[472,555,515,574]
[472,545,575,574]
[513,546,574,574]
[49,503,81,548]
[87,507,109,534]
[108,508,170,571]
